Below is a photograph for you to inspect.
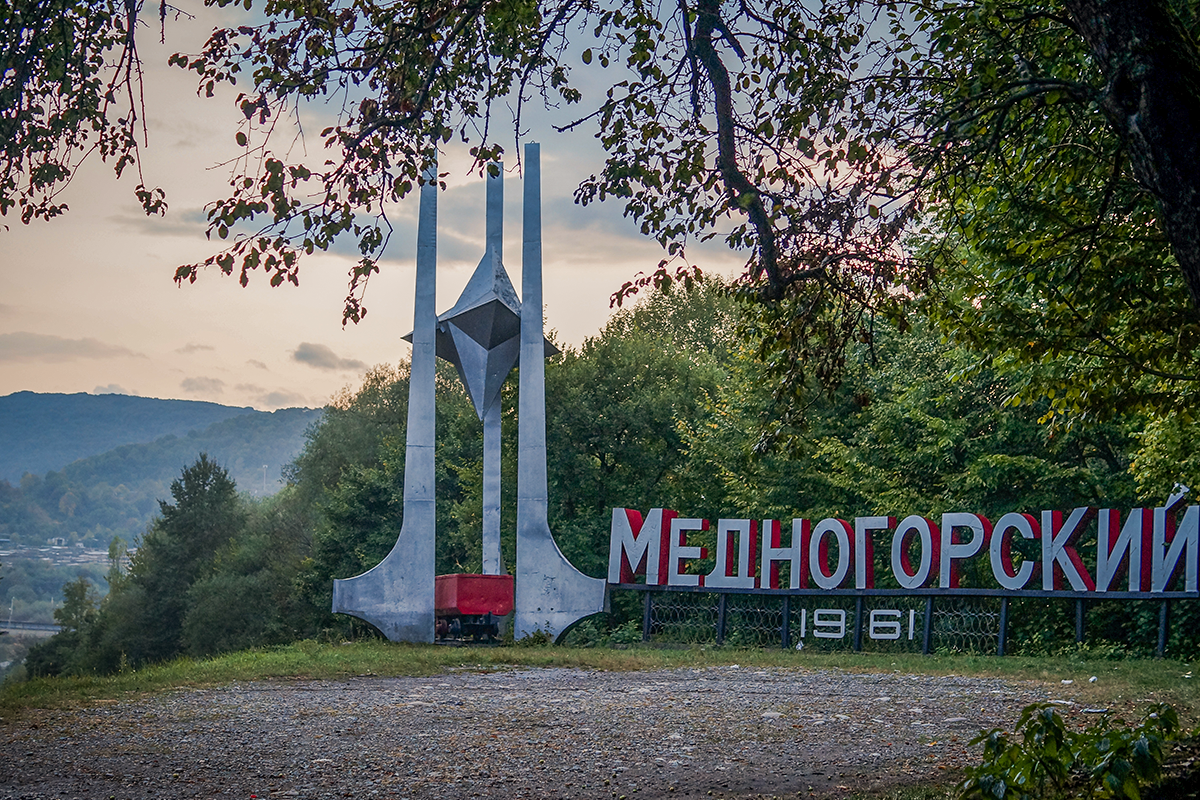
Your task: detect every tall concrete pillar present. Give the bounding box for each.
[330,167,438,642]
[514,143,607,640]
[481,169,504,575]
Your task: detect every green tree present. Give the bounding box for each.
[182,489,314,655]
[90,453,245,669]
[293,360,481,632]
[1,0,167,223]
[155,0,1199,390]
[542,282,735,579]
[23,575,100,677]
[912,1,1200,417]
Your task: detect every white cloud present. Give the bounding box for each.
[292,342,366,371]
[260,389,309,408]
[94,384,136,395]
[181,376,226,395]
[176,342,215,354]
[0,332,145,362]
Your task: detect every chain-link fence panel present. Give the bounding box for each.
[632,589,1183,657]
[723,593,786,648]
[645,591,720,645]
[930,596,1001,654]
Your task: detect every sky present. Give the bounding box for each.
[0,5,743,411]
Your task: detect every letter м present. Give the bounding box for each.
[608,508,675,585]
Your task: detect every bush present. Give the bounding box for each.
[959,703,1182,800]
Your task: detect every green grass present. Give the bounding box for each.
[2,641,1197,722]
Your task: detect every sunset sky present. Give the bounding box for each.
[1,4,742,411]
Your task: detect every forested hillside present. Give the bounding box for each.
[0,407,321,548]
[16,282,1200,679]
[0,393,263,482]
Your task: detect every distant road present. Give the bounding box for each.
[0,620,61,633]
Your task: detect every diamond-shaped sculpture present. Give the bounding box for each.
[436,247,522,419]
[405,245,556,420]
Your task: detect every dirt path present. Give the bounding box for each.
[0,666,1061,799]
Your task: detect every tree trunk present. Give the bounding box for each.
[1066,0,1200,310]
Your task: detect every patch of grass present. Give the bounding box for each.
[2,642,1196,723]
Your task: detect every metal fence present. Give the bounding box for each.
[626,586,1183,657]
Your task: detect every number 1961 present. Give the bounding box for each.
[797,608,918,640]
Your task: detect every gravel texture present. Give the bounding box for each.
[0,666,1055,799]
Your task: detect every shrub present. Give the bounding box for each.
[959,703,1182,800]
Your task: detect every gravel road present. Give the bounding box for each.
[0,666,1056,800]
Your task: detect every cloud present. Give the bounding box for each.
[93,384,135,395]
[260,389,309,408]
[180,376,226,395]
[235,383,267,395]
[292,342,366,371]
[246,359,269,370]
[176,342,215,354]
[109,206,212,238]
[0,332,145,362]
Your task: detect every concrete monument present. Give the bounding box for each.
[333,145,606,642]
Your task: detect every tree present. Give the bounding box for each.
[8,1,1198,412]
[182,489,314,655]
[911,1,1200,420]
[89,453,245,668]
[1,0,168,223]
[542,281,735,578]
[293,359,482,632]
[23,575,100,677]
[154,0,1200,425]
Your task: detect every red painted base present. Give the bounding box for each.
[434,573,515,617]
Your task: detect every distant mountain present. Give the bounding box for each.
[0,392,261,483]
[57,407,324,496]
[0,403,323,549]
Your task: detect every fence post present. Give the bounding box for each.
[716,593,727,646]
[1156,600,1170,659]
[781,596,791,650]
[853,596,864,652]
[922,597,934,655]
[642,592,653,643]
[998,597,1009,657]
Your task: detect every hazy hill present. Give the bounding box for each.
[0,396,322,549]
[0,392,258,483]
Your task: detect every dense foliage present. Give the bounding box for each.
[960,703,1184,800]
[0,0,166,223]
[6,2,1198,417]
[16,283,1200,679]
